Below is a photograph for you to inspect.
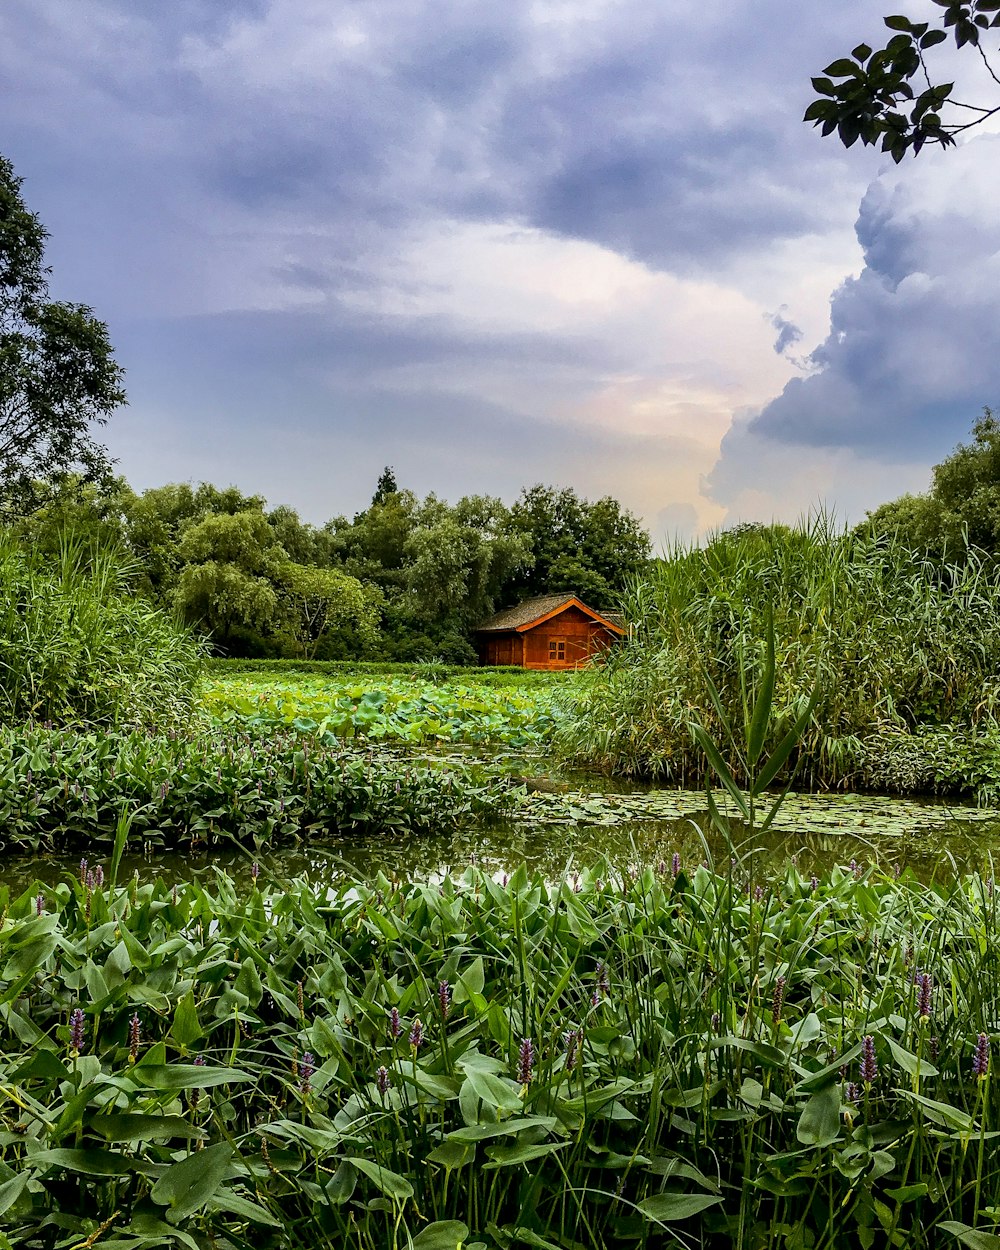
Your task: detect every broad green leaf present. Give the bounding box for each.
[902,1090,974,1132]
[939,1223,1000,1250]
[887,1036,939,1078]
[638,1193,724,1222]
[32,1149,134,1176]
[151,1143,233,1222]
[755,689,819,794]
[483,1141,569,1168]
[460,1069,523,1113]
[209,1187,283,1227]
[454,957,486,1001]
[427,1141,476,1170]
[0,1171,31,1217]
[126,1063,254,1091]
[89,1113,206,1142]
[450,1116,558,1142]
[747,609,775,768]
[169,991,204,1046]
[689,725,750,820]
[346,1157,414,1202]
[796,1081,841,1147]
[409,1221,470,1249]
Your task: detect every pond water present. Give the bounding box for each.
[3,781,1000,895]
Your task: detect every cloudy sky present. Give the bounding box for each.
[4,0,1000,542]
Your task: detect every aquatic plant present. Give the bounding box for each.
[3,856,1000,1247]
[0,722,503,853]
[203,668,568,748]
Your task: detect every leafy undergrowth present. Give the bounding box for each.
[2,862,1000,1247]
[0,725,501,854]
[202,672,571,749]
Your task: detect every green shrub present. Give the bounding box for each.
[0,531,203,728]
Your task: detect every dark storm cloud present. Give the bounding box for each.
[706,134,1000,515]
[0,0,876,277]
[1,0,965,533]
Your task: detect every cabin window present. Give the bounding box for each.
[548,639,566,662]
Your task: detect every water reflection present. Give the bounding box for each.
[4,801,999,896]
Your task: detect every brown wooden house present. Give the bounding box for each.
[475,594,625,670]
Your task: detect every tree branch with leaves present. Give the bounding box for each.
[805,1,1000,160]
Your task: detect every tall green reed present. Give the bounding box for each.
[0,528,203,729]
[561,514,1000,798]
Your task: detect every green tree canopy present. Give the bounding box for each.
[806,3,1000,160]
[172,511,284,646]
[277,562,380,659]
[507,485,651,608]
[863,408,1000,556]
[0,154,126,513]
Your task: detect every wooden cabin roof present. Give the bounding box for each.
[477,594,625,635]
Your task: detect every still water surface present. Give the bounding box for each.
[4,782,1000,894]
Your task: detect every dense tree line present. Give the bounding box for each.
[14,471,650,662]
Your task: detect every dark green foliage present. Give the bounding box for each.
[0,532,202,729]
[0,154,126,513]
[805,5,1000,159]
[0,723,500,853]
[4,860,1000,1246]
[866,410,1000,561]
[564,517,1000,794]
[329,485,535,654]
[507,484,651,609]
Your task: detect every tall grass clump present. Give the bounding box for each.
[563,515,1000,797]
[0,530,203,728]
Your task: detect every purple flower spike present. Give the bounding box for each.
[69,1008,85,1055]
[438,980,452,1021]
[79,857,88,883]
[672,852,681,878]
[564,1028,581,1071]
[917,973,932,1021]
[376,1065,391,1096]
[772,975,787,1027]
[973,1033,991,1080]
[300,1051,315,1095]
[845,1081,860,1104]
[128,1013,141,1064]
[810,875,819,892]
[860,1034,878,1085]
[409,1018,424,1051]
[36,894,44,917]
[251,862,259,882]
[389,1007,403,1041]
[518,1037,534,1086]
